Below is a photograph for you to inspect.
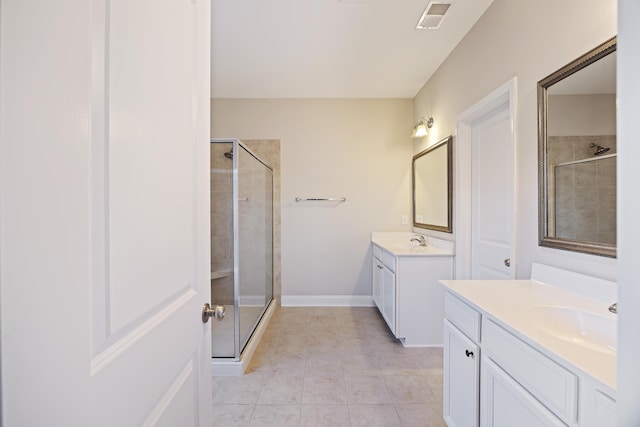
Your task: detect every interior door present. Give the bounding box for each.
[470,104,516,279]
[0,0,212,425]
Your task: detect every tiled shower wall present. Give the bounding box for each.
[547,135,616,244]
[210,140,281,306]
[211,143,234,305]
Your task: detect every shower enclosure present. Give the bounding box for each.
[210,139,274,360]
[553,153,617,244]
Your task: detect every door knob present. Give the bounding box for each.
[202,303,225,323]
[504,258,511,267]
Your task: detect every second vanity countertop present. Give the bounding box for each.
[372,232,454,257]
[441,279,616,394]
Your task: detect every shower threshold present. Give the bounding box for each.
[211,299,276,376]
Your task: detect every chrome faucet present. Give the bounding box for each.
[608,302,617,314]
[410,234,427,247]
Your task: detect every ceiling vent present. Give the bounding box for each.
[416,1,452,30]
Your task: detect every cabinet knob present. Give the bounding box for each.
[465,349,474,358]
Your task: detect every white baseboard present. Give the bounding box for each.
[281,295,374,307]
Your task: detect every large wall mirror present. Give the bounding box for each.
[413,135,453,232]
[538,36,616,257]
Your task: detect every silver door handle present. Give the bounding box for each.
[202,303,225,323]
[504,258,511,267]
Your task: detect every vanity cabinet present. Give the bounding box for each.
[372,245,396,334]
[443,290,617,427]
[372,242,453,346]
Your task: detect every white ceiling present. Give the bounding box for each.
[211,0,494,99]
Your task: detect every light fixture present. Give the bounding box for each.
[412,117,434,138]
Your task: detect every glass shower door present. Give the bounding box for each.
[236,144,274,353]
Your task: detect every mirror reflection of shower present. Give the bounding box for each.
[590,143,610,156]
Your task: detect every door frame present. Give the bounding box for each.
[455,78,517,279]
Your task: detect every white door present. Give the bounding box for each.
[456,79,516,280]
[617,2,640,424]
[0,1,212,425]
[470,104,515,279]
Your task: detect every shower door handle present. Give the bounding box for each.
[202,303,225,323]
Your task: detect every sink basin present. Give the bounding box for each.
[533,305,617,355]
[387,242,429,252]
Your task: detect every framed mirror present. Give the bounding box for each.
[538,36,616,257]
[413,135,453,232]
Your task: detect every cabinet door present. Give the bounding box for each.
[372,258,382,310]
[381,265,396,334]
[444,320,480,427]
[481,357,565,427]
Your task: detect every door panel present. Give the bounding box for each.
[471,105,515,279]
[444,320,479,427]
[481,358,565,427]
[382,266,396,333]
[0,0,212,425]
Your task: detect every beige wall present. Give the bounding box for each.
[413,0,617,280]
[548,94,616,136]
[211,99,414,298]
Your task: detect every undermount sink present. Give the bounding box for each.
[533,305,617,356]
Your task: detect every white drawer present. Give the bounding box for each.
[483,319,578,425]
[381,250,396,272]
[373,244,383,260]
[445,293,481,342]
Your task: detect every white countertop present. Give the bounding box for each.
[441,279,616,393]
[371,232,454,257]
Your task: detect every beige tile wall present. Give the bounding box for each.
[548,135,616,244]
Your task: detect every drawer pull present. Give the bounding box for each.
[465,349,474,358]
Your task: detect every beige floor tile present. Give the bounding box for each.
[302,377,348,404]
[269,354,307,376]
[257,376,304,404]
[424,370,444,403]
[213,377,265,404]
[385,376,438,404]
[377,356,422,376]
[249,404,301,427]
[348,404,402,427]
[345,375,392,404]
[342,355,381,376]
[395,403,447,427]
[305,357,344,377]
[214,307,447,425]
[300,404,351,426]
[212,404,255,427]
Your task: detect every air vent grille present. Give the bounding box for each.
[416,2,452,30]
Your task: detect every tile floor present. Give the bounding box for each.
[212,306,447,426]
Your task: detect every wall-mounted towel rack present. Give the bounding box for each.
[295,197,346,203]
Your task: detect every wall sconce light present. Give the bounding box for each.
[411,117,434,138]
